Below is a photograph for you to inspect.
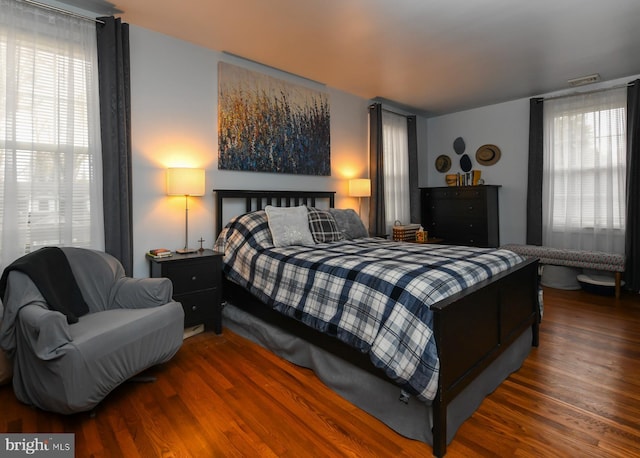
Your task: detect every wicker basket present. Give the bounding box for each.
[392,224,421,242]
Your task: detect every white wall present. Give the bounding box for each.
[129,26,370,277]
[422,74,640,246]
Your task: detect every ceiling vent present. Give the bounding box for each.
[567,74,601,87]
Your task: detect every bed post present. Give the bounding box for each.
[432,308,447,458]
[432,392,447,457]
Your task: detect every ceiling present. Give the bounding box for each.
[99,0,640,116]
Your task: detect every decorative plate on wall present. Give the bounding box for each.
[453,137,465,155]
[476,144,501,166]
[435,155,452,173]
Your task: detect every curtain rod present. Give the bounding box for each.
[369,104,411,118]
[382,107,410,117]
[21,0,105,24]
[370,101,415,118]
[540,81,635,102]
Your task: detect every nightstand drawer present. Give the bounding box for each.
[165,261,219,294]
[175,289,219,328]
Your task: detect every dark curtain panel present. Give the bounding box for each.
[526,98,544,245]
[407,116,420,223]
[96,17,133,275]
[625,80,640,292]
[368,103,385,236]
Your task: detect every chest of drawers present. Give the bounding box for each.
[420,186,500,248]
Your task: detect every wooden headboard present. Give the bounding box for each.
[213,189,336,236]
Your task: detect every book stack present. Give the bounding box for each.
[392,223,421,242]
[148,248,172,259]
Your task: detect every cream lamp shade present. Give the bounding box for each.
[349,178,371,197]
[349,178,370,217]
[166,168,205,196]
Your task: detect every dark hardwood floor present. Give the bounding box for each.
[1,287,639,457]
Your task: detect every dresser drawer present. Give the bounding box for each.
[457,200,485,218]
[453,232,489,247]
[165,260,219,294]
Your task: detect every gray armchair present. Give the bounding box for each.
[0,247,184,414]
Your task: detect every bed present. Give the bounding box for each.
[213,189,540,457]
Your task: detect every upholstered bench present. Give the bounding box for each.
[501,244,625,299]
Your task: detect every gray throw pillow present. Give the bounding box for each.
[327,208,368,239]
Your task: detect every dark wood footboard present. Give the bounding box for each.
[430,257,539,457]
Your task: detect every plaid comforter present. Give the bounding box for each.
[215,211,524,401]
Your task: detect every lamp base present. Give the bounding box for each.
[176,247,198,254]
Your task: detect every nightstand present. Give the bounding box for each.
[147,249,224,334]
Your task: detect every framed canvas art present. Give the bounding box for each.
[218,62,330,175]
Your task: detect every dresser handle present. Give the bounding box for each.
[191,275,197,281]
[191,305,197,311]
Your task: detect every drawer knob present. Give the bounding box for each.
[191,305,197,311]
[191,275,197,281]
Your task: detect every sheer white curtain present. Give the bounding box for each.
[542,88,626,254]
[382,110,410,233]
[0,0,103,270]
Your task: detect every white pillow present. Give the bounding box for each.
[265,205,316,247]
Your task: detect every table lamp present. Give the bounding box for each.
[167,168,205,253]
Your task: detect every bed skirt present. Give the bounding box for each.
[222,302,532,446]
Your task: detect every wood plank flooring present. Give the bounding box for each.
[1,287,639,457]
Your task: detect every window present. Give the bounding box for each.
[0,0,103,268]
[542,88,626,254]
[382,110,410,232]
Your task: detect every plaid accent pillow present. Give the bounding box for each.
[307,207,345,243]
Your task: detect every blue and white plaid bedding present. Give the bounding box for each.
[215,210,525,401]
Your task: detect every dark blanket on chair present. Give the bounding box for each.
[0,247,89,324]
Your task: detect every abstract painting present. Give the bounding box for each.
[218,62,330,175]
